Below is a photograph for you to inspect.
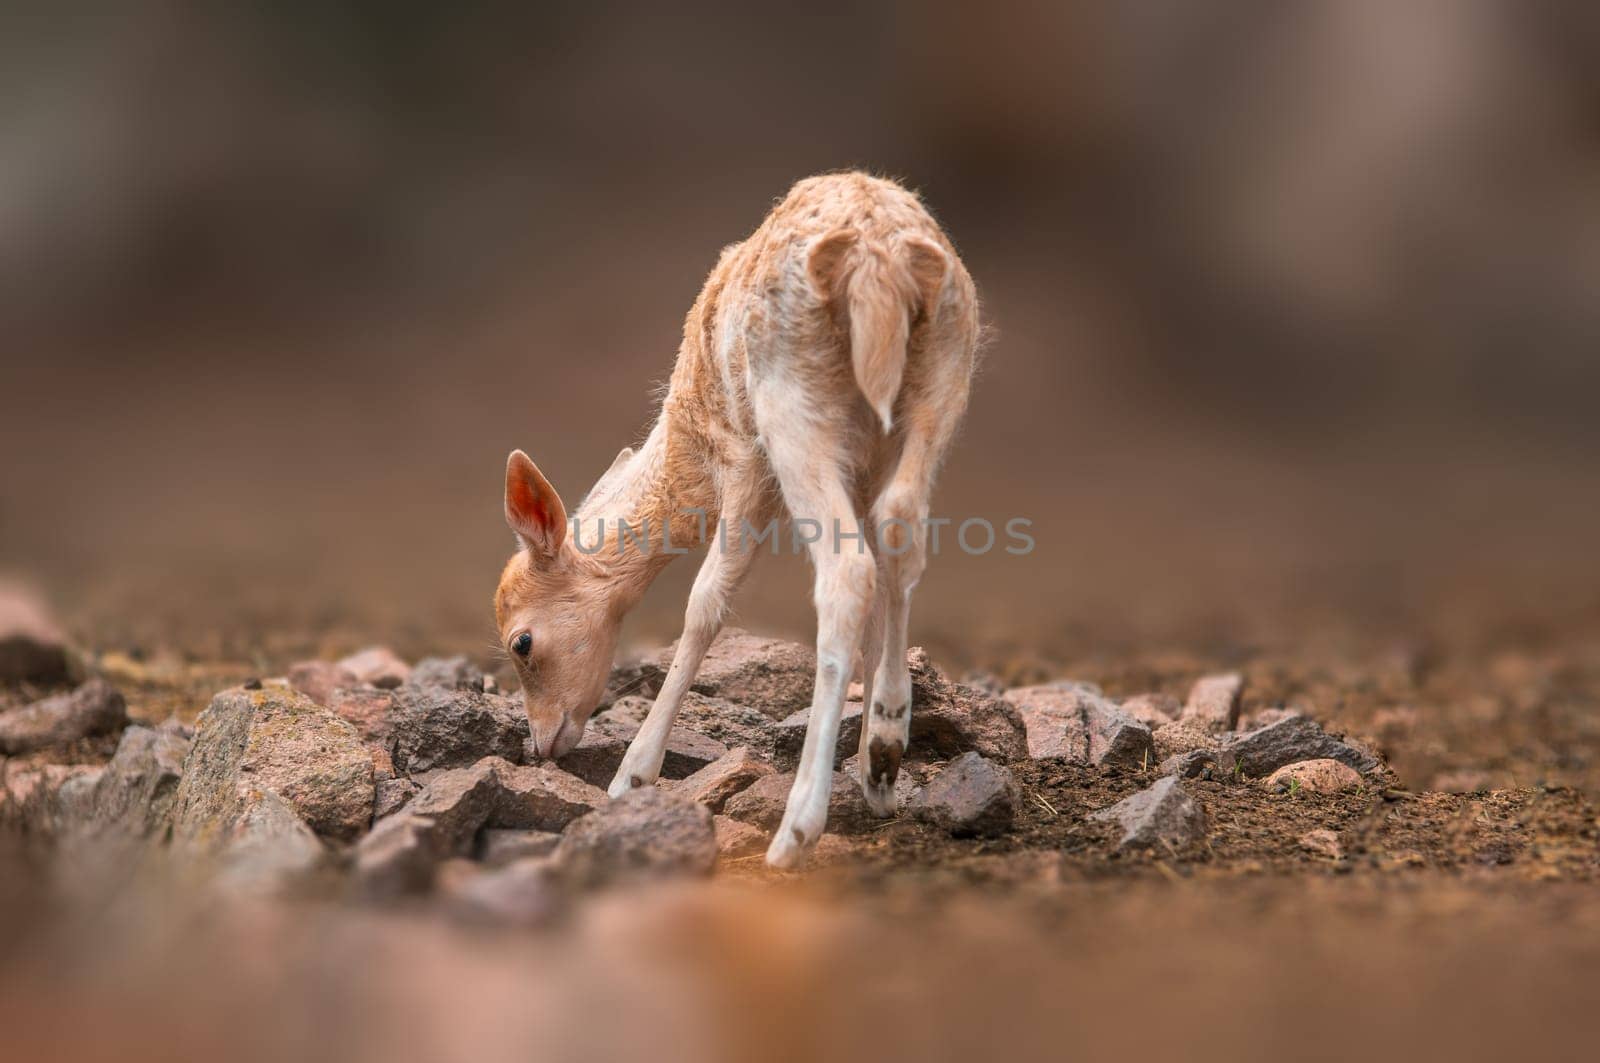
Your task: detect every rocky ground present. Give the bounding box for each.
[4,582,1600,1059]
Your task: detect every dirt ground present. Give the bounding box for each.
[5,594,1600,1062]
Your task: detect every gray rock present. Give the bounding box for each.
[556,787,717,886]
[907,647,1029,763]
[0,678,127,754]
[1215,715,1378,778]
[406,761,502,842]
[1005,684,1153,768]
[171,686,374,846]
[477,827,561,866]
[1179,673,1244,732]
[721,770,875,834]
[373,777,417,820]
[352,760,500,897]
[389,685,527,773]
[650,628,817,719]
[910,752,1018,837]
[87,724,190,840]
[1160,748,1217,779]
[0,583,75,684]
[674,746,774,812]
[407,656,488,692]
[487,759,606,831]
[287,660,358,706]
[337,646,411,689]
[672,693,777,750]
[772,702,862,770]
[556,707,727,787]
[1089,777,1207,852]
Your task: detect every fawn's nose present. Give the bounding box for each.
[528,716,578,761]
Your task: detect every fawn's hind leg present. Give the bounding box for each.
[753,400,878,869]
[859,410,968,814]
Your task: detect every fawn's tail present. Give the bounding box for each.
[806,228,948,432]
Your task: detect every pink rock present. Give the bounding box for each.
[1180,673,1244,732]
[713,815,769,859]
[1119,692,1180,727]
[675,746,774,812]
[327,688,397,744]
[287,660,359,706]
[1006,684,1152,768]
[1267,758,1364,794]
[337,646,411,689]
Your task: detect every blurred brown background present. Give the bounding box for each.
[3,0,1598,666]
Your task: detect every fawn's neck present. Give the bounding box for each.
[573,413,719,610]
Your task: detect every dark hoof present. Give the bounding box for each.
[867,736,904,788]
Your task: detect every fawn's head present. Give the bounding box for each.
[495,449,620,759]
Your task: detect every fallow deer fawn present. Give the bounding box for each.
[494,172,979,868]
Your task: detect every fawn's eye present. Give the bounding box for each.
[512,631,532,658]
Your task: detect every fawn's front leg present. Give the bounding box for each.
[608,497,760,797]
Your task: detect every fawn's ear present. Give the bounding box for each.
[603,446,634,479]
[806,228,859,299]
[504,449,568,556]
[587,445,635,501]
